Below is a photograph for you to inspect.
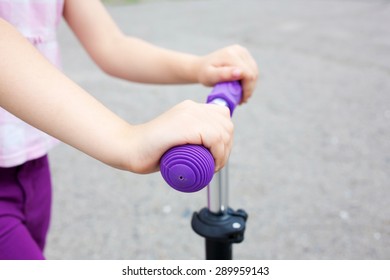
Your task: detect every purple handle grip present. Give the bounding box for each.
[207,80,242,116]
[160,81,242,193]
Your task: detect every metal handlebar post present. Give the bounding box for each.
[208,163,229,214]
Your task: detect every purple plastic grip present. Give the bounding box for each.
[160,81,243,193]
[207,80,242,116]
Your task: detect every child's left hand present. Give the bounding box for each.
[194,45,259,104]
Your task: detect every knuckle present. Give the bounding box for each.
[218,69,229,80]
[226,44,241,55]
[216,133,224,145]
[225,48,236,57]
[234,44,247,53]
[220,105,231,116]
[232,43,242,50]
[181,99,195,107]
[212,104,230,116]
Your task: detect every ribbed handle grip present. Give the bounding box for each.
[160,81,242,192]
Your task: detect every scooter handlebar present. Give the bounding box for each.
[160,81,242,193]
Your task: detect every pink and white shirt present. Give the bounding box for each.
[0,0,64,167]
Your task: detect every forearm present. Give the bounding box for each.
[101,36,200,84]
[64,0,200,84]
[0,19,134,170]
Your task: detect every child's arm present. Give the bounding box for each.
[0,19,233,173]
[63,0,258,103]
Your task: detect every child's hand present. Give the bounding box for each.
[195,45,258,104]
[126,100,233,174]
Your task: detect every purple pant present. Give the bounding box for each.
[0,155,52,260]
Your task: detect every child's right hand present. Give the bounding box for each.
[124,100,234,174]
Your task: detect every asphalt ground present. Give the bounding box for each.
[45,0,390,259]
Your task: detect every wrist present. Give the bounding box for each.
[179,54,201,83]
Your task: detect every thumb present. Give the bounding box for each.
[204,66,242,85]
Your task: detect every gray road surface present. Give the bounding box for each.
[45,0,390,259]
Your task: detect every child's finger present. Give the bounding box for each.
[204,66,242,85]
